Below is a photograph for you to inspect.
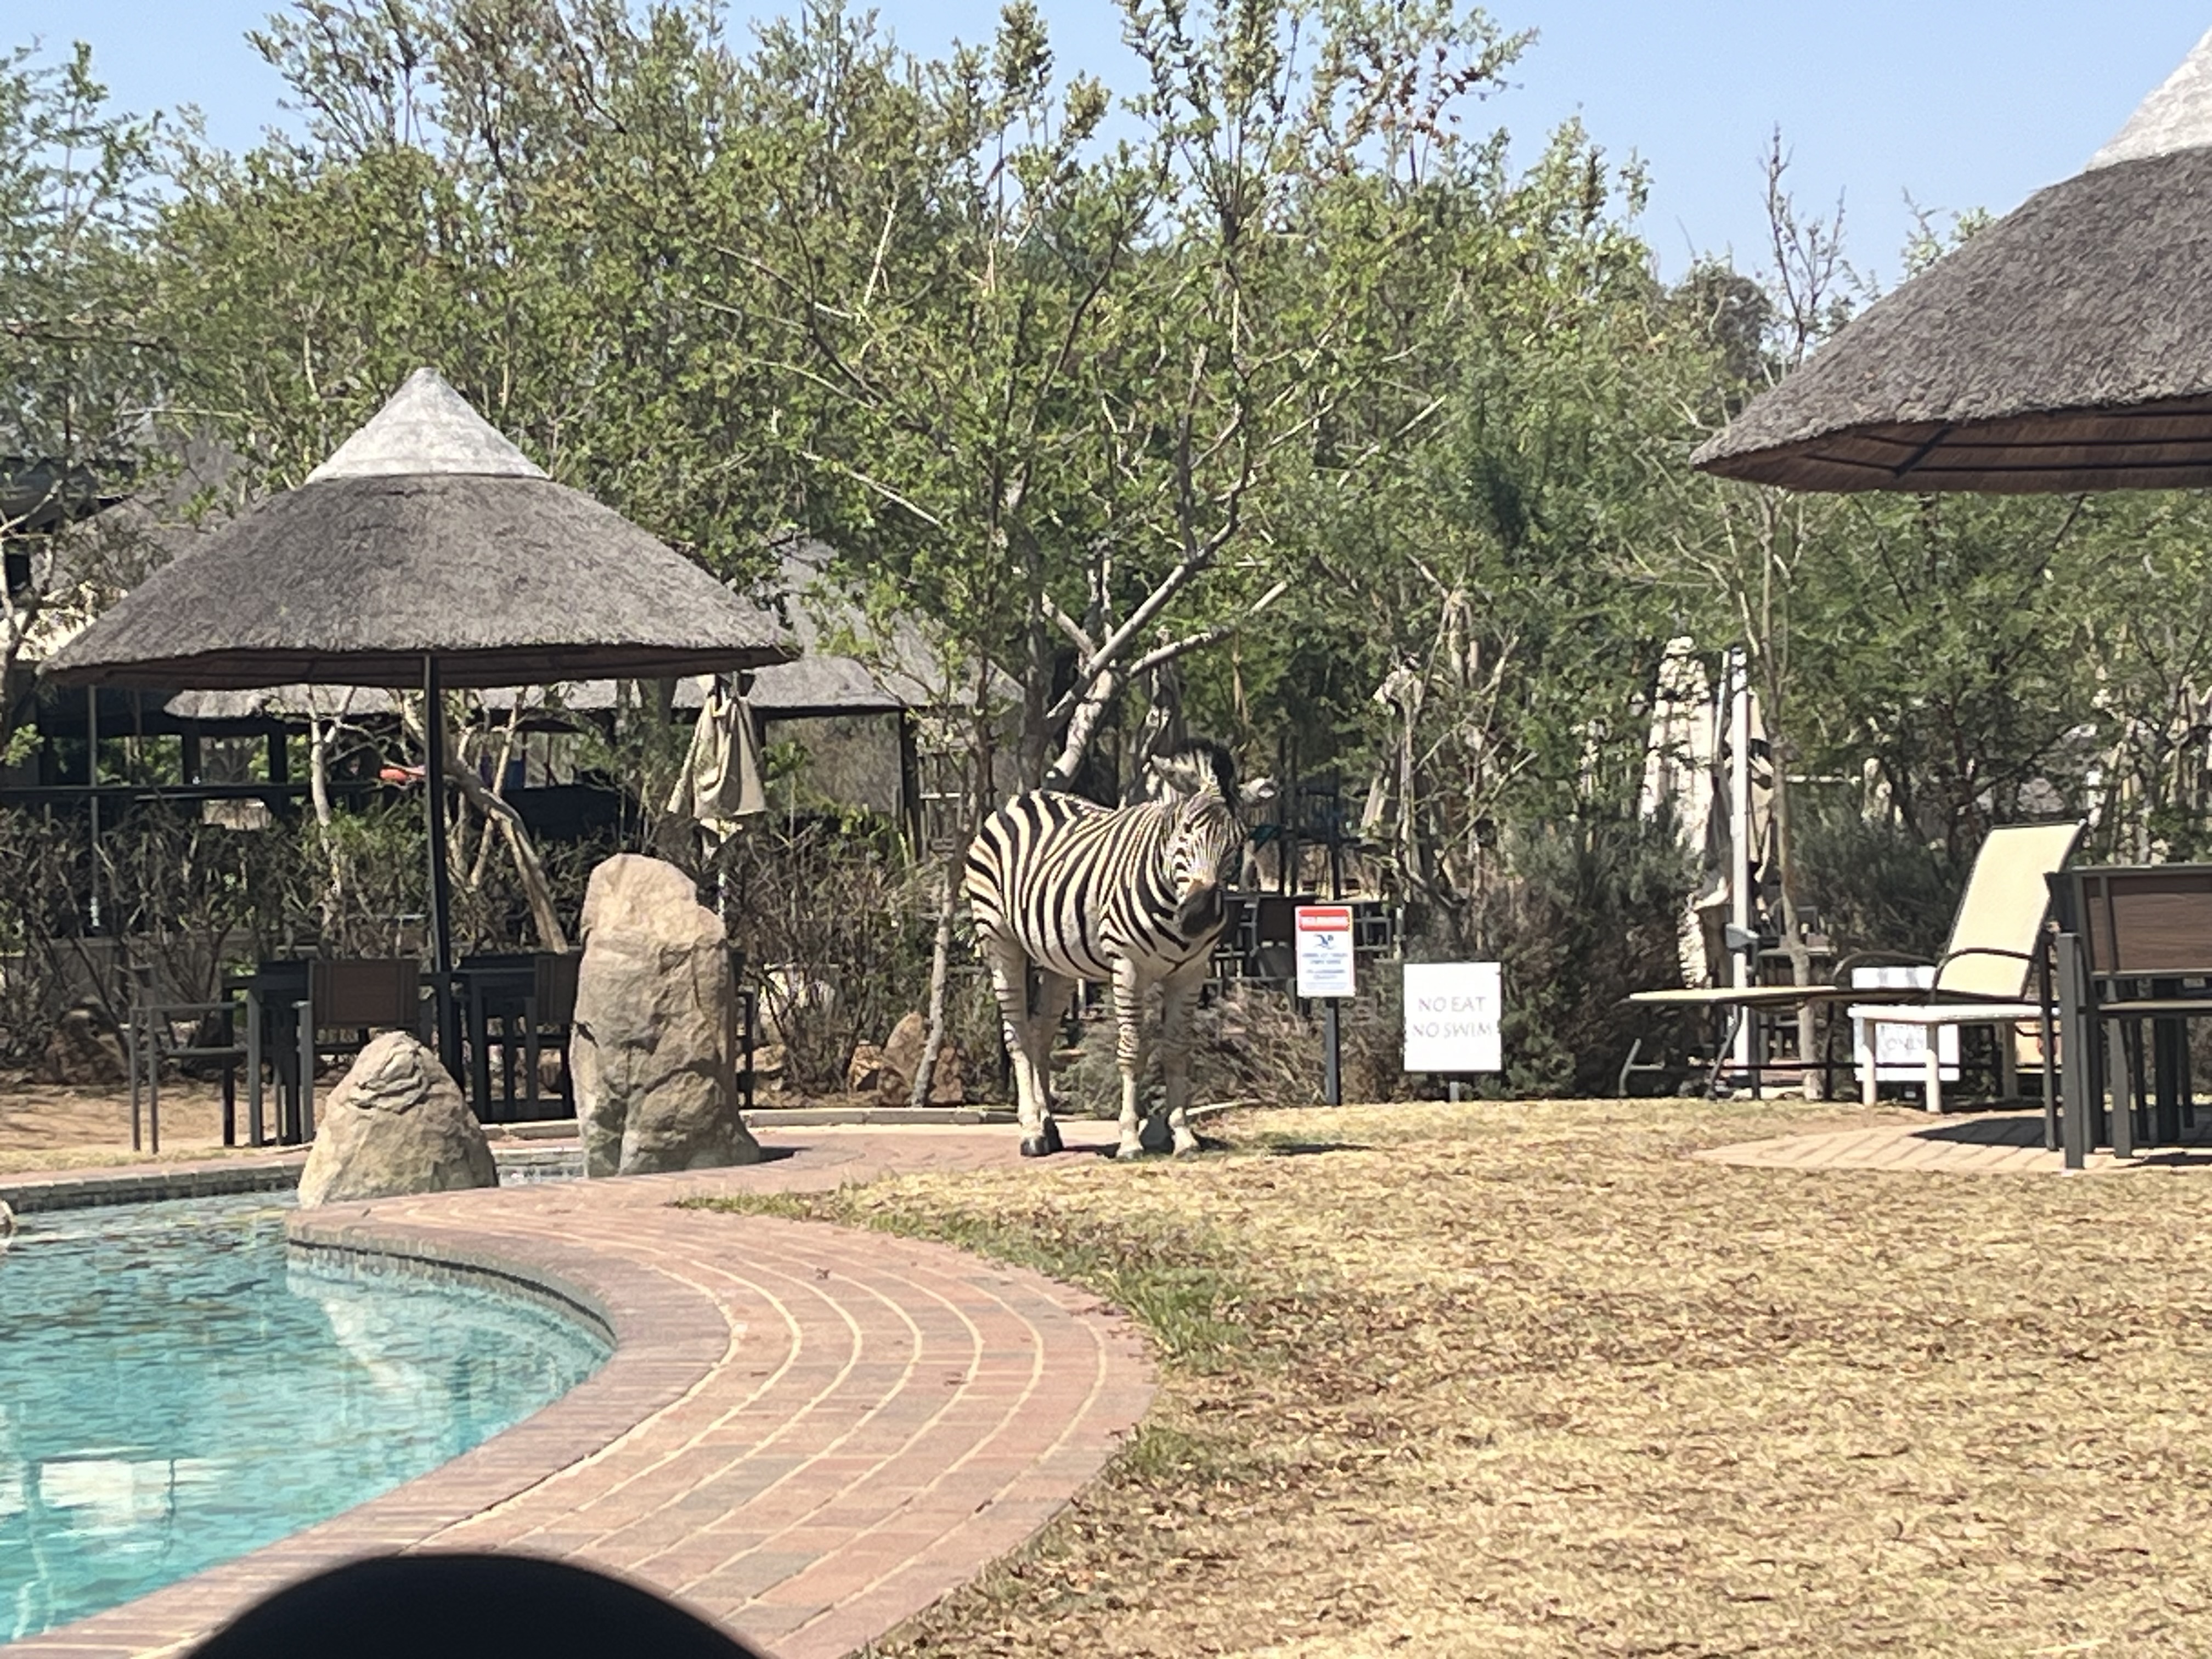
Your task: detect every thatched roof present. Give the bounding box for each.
[42,369,792,689]
[155,543,999,729]
[163,685,400,726]
[1694,30,2212,494]
[747,541,950,716]
[490,543,1004,721]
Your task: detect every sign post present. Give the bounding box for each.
[1295,905,1356,1105]
[1402,962,1504,1092]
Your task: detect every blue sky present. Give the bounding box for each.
[13,2,2210,289]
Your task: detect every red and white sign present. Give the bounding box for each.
[1294,906,1356,999]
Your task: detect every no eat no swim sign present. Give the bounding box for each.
[1402,962,1504,1074]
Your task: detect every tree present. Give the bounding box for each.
[723,0,1529,794]
[0,41,166,758]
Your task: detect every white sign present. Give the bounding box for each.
[1402,962,1503,1074]
[1294,906,1357,999]
[1850,964,1960,1082]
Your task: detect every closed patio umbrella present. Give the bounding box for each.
[42,368,792,1069]
[1694,29,2212,494]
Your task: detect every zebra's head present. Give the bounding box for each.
[1146,741,1274,936]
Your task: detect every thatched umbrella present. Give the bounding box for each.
[42,368,791,1065]
[1694,29,2212,493]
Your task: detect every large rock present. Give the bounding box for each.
[38,1003,127,1086]
[881,1012,967,1105]
[881,1014,928,1092]
[297,1032,497,1207]
[571,855,763,1176]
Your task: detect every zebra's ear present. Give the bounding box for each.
[1239,776,1277,808]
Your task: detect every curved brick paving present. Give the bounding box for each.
[4,1127,1155,1658]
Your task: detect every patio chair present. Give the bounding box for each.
[2049,862,2212,1166]
[246,958,424,1143]
[1632,820,2086,1102]
[1837,821,2088,1115]
[123,967,249,1157]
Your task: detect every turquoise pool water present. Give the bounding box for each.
[0,1192,608,1644]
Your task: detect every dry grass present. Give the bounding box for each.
[700,1096,2212,1657]
[0,1080,252,1175]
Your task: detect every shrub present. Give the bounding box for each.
[1790,803,1964,964]
[1455,816,1695,1098]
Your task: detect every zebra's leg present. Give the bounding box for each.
[1112,956,1150,1159]
[984,944,1055,1157]
[1029,969,1074,1156]
[1160,963,1206,1156]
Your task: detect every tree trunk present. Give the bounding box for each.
[909,859,958,1108]
[307,714,346,940]
[1020,611,1054,787]
[1043,669,1117,792]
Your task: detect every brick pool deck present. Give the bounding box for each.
[1699,1106,2212,1174]
[3,1127,1155,1659]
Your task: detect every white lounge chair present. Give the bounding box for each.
[1631,820,2085,1105]
[1839,820,2086,1111]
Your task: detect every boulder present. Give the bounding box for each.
[846,1041,901,1102]
[881,1013,928,1090]
[296,1032,497,1207]
[878,1012,967,1105]
[571,855,763,1176]
[927,1040,968,1106]
[38,1003,127,1086]
[749,1042,787,1091]
[0,1199,14,1238]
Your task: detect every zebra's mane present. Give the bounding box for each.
[1146,739,1239,803]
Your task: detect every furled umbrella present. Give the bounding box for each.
[42,368,792,1068]
[1694,29,2212,494]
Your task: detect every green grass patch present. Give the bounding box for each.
[683,1184,1257,1374]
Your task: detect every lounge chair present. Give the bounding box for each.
[1632,820,2086,1102]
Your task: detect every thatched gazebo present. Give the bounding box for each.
[43,368,792,1063]
[1695,27,2212,494]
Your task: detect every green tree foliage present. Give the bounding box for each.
[0,43,166,752]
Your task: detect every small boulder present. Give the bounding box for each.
[926,1040,967,1106]
[847,1041,901,1102]
[571,855,763,1176]
[38,1003,127,1086]
[749,1042,787,1090]
[297,1032,498,1207]
[0,1199,15,1238]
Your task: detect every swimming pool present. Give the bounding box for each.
[0,1192,608,1644]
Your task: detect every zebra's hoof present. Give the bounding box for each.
[1115,1141,1146,1161]
[1020,1121,1063,1159]
[1172,1137,1201,1158]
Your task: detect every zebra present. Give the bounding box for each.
[964,740,1271,1159]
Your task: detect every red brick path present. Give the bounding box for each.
[8,1128,1155,1658]
[1697,1109,2212,1175]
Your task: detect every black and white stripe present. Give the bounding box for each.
[964,791,1232,984]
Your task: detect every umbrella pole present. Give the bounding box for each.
[424,655,460,1080]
